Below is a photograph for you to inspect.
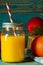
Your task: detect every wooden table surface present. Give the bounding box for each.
[0,59,42,65]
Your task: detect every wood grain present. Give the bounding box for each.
[0,0,43,13]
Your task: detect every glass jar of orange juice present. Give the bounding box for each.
[1,22,25,62]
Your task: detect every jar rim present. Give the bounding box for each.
[14,22,23,27]
[2,22,15,28]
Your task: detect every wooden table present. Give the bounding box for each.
[0,59,42,65]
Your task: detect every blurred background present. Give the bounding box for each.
[0,0,43,33]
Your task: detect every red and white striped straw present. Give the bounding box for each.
[6,3,13,23]
[6,2,16,36]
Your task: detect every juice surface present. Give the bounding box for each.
[1,35,25,62]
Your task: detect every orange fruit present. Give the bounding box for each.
[31,36,43,57]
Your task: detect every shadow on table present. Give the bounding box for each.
[12,57,34,63]
[23,58,34,63]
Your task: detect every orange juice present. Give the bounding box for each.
[1,35,25,62]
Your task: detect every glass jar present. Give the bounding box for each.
[1,22,25,62]
[14,23,25,36]
[27,36,35,50]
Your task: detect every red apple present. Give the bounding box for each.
[27,17,43,32]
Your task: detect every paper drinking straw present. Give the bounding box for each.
[6,2,13,23]
[6,2,16,36]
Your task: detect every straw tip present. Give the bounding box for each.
[6,2,9,5]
